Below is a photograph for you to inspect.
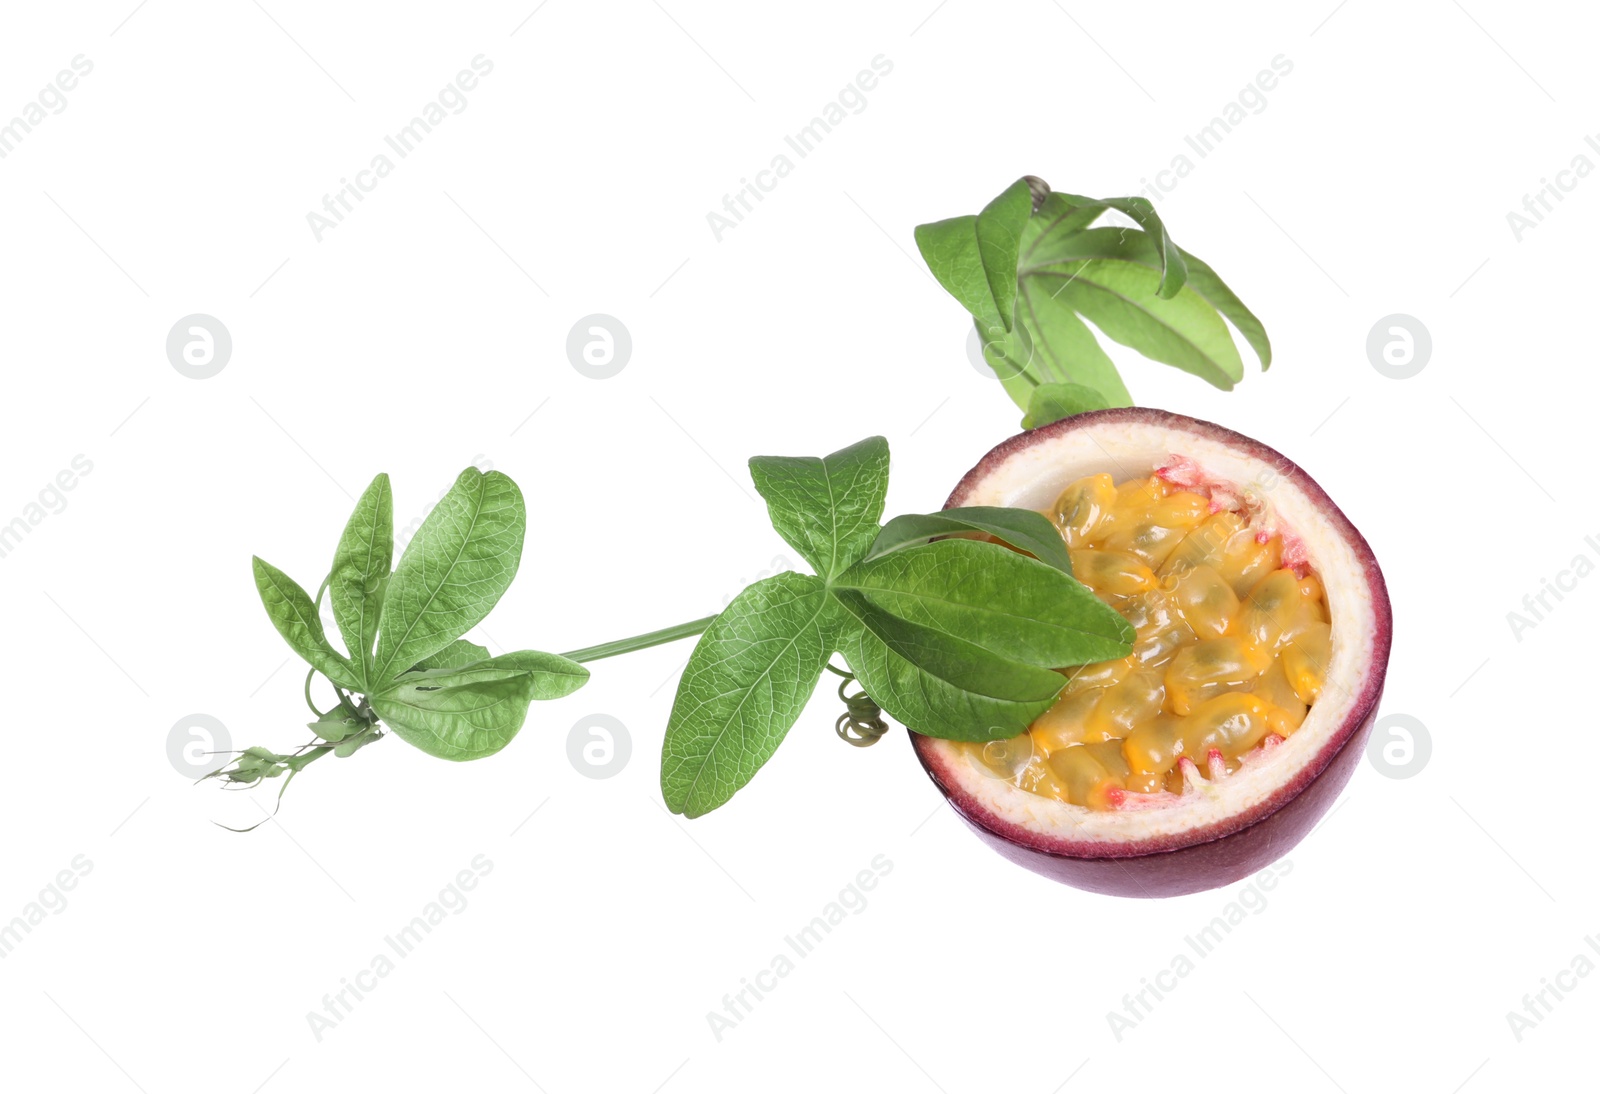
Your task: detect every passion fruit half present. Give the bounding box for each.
[911,408,1391,898]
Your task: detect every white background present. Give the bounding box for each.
[0,1,1592,1090]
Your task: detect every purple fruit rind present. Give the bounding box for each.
[910,408,1393,898]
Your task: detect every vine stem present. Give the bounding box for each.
[288,745,334,774]
[559,615,718,664]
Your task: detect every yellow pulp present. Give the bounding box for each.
[964,472,1331,810]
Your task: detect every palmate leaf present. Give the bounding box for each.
[921,177,1270,417]
[661,436,1136,817]
[244,467,590,784]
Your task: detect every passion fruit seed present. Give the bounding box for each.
[1052,472,1116,546]
[961,472,1330,810]
[1070,548,1159,596]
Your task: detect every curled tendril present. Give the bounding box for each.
[824,663,890,747]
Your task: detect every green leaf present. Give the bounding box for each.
[1032,216,1269,369]
[328,473,393,685]
[983,297,1133,409]
[1054,193,1188,298]
[372,650,589,761]
[372,468,525,683]
[1022,382,1112,430]
[252,556,362,691]
[833,591,1065,741]
[867,506,1075,576]
[1174,247,1272,369]
[974,178,1036,332]
[921,181,1270,411]
[1024,192,1114,242]
[411,638,491,672]
[385,649,589,690]
[661,572,840,818]
[913,177,1034,335]
[334,731,382,759]
[837,538,1133,668]
[988,195,1139,408]
[748,436,890,581]
[915,216,986,322]
[308,713,363,743]
[1030,248,1244,390]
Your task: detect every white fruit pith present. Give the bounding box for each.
[922,416,1384,851]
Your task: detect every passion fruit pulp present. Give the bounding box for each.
[910,408,1391,898]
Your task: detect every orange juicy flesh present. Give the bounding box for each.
[962,472,1331,809]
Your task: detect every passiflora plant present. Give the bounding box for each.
[215,441,1133,820]
[213,174,1278,826]
[914,175,1270,425]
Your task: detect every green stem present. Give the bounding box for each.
[560,615,718,664]
[287,744,334,773]
[304,668,334,718]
